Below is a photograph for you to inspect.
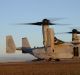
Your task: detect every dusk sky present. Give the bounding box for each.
[0,0,80,58]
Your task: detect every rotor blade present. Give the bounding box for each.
[55,32,69,34]
[68,31,80,34]
[16,22,42,25]
[49,23,71,25]
[48,18,66,22]
[77,32,80,34]
[69,27,80,30]
[55,32,73,34]
[56,31,80,34]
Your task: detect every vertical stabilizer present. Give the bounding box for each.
[22,37,31,48]
[6,35,16,53]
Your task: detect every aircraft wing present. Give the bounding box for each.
[54,37,65,45]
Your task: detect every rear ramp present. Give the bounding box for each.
[6,35,16,53]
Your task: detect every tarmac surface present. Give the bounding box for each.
[0,58,80,75]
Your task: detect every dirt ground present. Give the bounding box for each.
[0,60,80,75]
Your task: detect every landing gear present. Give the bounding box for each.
[48,58,53,61]
[55,58,60,61]
[32,58,44,61]
[73,47,79,57]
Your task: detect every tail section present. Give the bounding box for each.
[6,35,16,53]
[22,37,31,48]
[6,36,31,53]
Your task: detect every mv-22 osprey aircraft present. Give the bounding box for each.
[6,19,80,61]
